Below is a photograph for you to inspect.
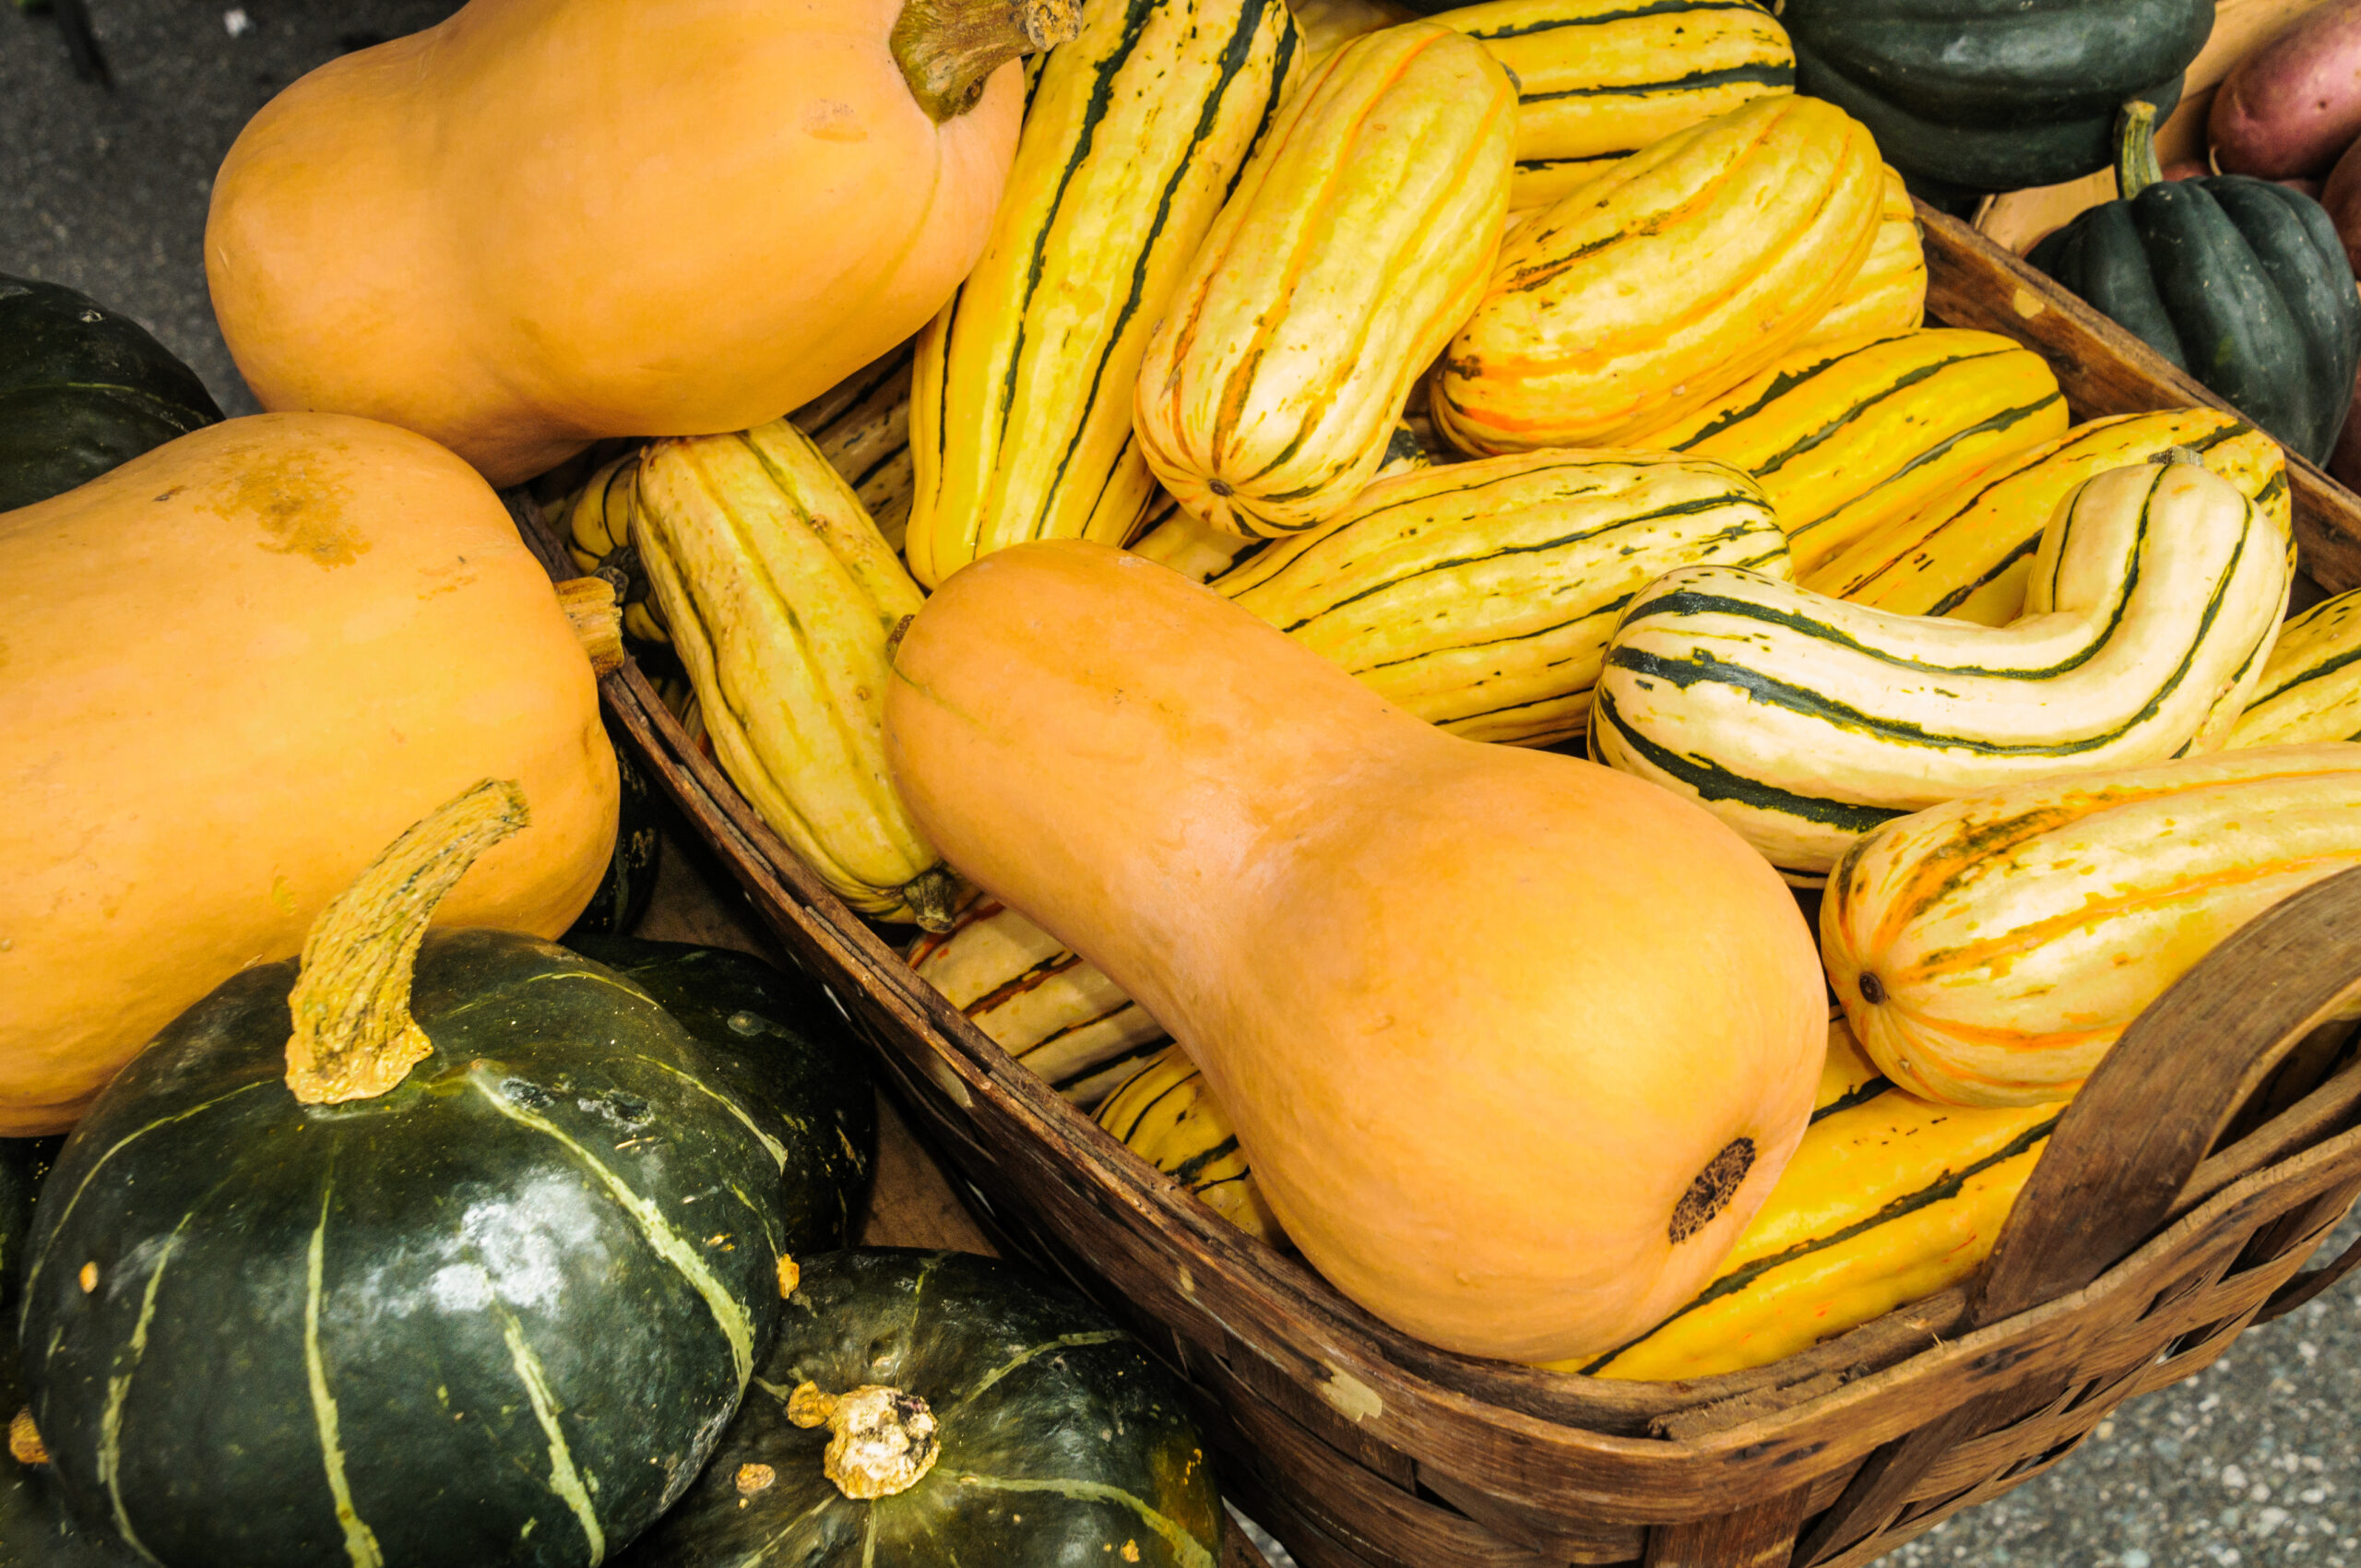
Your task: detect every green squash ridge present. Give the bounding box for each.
[490,1299,605,1563]
[631,1052,790,1171]
[944,1330,1133,1414]
[948,1472,1216,1568]
[469,1077,757,1384]
[97,1207,193,1564]
[304,1185,386,1568]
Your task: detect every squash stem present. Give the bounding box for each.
[2116,100,2164,202]
[283,780,530,1106]
[556,576,626,677]
[891,0,1081,124]
[788,1382,942,1499]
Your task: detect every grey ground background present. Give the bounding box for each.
[9,5,2361,1562]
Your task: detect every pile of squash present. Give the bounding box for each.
[15,0,2361,1559]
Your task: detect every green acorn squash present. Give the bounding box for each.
[619,1248,1223,1568]
[18,783,793,1568]
[1779,0,2212,205]
[0,275,222,512]
[560,731,663,942]
[2030,102,2361,465]
[562,934,877,1255]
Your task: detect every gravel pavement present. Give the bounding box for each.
[9,5,2361,1563]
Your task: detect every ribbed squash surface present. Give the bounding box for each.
[1434,0,1796,211]
[1810,410,2289,624]
[1629,328,2066,580]
[1097,1044,1287,1244]
[635,421,954,926]
[907,899,1171,1105]
[1126,422,1433,583]
[1824,744,2361,1106]
[904,0,1300,587]
[1593,460,2290,881]
[1431,93,1883,455]
[1793,166,1925,352]
[1576,1014,2058,1379]
[1208,449,1788,745]
[2231,589,2361,748]
[792,340,916,552]
[558,452,668,646]
[1134,22,1515,536]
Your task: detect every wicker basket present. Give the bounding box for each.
[513,205,2361,1568]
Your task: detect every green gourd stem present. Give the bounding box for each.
[2117,100,2165,202]
[891,0,1082,124]
[788,1382,943,1500]
[284,780,530,1106]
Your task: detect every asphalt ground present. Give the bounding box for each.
[9,6,2361,1563]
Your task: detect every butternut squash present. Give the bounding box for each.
[0,414,618,1134]
[206,0,1078,486]
[882,540,1825,1361]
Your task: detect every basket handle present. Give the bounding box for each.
[1794,865,2361,1567]
[1971,862,2361,1323]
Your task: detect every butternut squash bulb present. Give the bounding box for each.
[0,413,617,1135]
[205,0,1078,486]
[882,540,1825,1362]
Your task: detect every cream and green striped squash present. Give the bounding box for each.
[1433,0,1796,211]
[790,339,916,553]
[1095,1045,1287,1246]
[2229,588,2361,748]
[904,0,1301,586]
[18,788,792,1567]
[1592,457,2290,882]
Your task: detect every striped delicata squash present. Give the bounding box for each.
[1135,22,1515,536]
[1096,1044,1288,1245]
[904,0,1301,587]
[1431,93,1884,455]
[1573,1012,2059,1379]
[790,340,917,552]
[1203,449,1789,745]
[1823,744,2361,1107]
[1592,457,2290,881]
[1432,0,1796,212]
[635,420,958,927]
[2231,589,2361,748]
[1811,409,2289,624]
[908,899,1172,1106]
[1627,327,2067,581]
[1793,165,1925,352]
[557,451,669,647]
[1128,421,1435,583]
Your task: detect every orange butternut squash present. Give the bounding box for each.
[0,414,618,1134]
[205,0,1077,486]
[882,540,1825,1361]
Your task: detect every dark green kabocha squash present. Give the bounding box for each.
[564,934,877,1254]
[620,1250,1226,1568]
[2030,102,2361,464]
[1780,0,2213,207]
[0,275,223,511]
[17,782,797,1568]
[561,731,664,941]
[4,1346,141,1568]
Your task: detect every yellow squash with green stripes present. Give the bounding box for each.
[1127,422,1434,583]
[1823,744,2361,1107]
[1096,1044,1288,1245]
[904,0,1301,587]
[907,899,1172,1107]
[1432,0,1795,212]
[635,420,957,927]
[1592,458,2290,882]
[1135,22,1515,536]
[1202,449,1788,745]
[2231,589,2361,748]
[1432,93,1884,455]
[791,340,917,552]
[1572,1014,2058,1379]
[556,451,669,646]
[1809,410,2289,623]
[1627,328,2067,580]
[1793,166,1925,352]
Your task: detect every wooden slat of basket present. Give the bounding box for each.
[1917,200,2361,592]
